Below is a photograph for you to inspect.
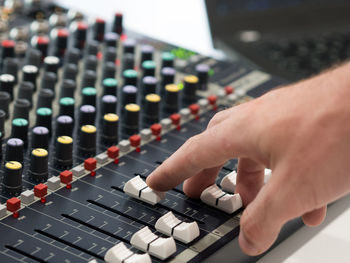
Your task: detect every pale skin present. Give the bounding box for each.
[146,62,350,256]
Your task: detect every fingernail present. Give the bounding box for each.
[239,230,259,256]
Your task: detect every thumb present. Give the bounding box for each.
[238,170,298,256]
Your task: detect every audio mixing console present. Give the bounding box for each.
[0,1,296,262]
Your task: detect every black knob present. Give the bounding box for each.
[5,138,24,164]
[11,118,28,148]
[0,74,15,100]
[3,57,18,84]
[101,95,117,117]
[104,47,117,63]
[60,79,76,98]
[163,84,180,115]
[121,85,137,108]
[55,136,73,168]
[85,40,99,56]
[141,76,157,100]
[142,60,156,78]
[36,107,52,135]
[28,148,49,183]
[56,115,74,137]
[112,12,123,35]
[79,105,96,126]
[123,39,136,54]
[101,113,119,146]
[161,52,175,68]
[93,18,105,42]
[44,56,60,74]
[63,63,78,81]
[182,75,199,105]
[2,161,22,196]
[122,53,135,72]
[31,35,49,59]
[65,48,81,64]
[81,70,97,89]
[81,87,97,107]
[37,88,54,109]
[0,91,10,118]
[18,81,34,107]
[160,67,176,95]
[78,125,97,157]
[102,78,118,96]
[121,104,140,138]
[196,64,209,91]
[104,32,119,47]
[24,48,42,68]
[143,93,160,126]
[1,40,15,61]
[72,21,88,49]
[13,99,30,121]
[59,97,75,119]
[22,65,38,91]
[140,45,154,65]
[41,72,57,92]
[54,28,69,58]
[123,69,138,86]
[31,126,49,150]
[84,55,98,71]
[102,62,116,80]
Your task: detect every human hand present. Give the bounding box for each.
[147,63,350,255]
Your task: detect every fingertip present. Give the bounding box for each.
[302,206,327,227]
[238,229,261,256]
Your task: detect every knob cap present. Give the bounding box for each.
[0,74,15,100]
[78,125,96,157]
[44,56,60,74]
[5,138,24,164]
[141,76,157,103]
[121,85,137,109]
[37,88,54,109]
[2,161,22,196]
[100,95,117,117]
[140,45,154,65]
[103,78,118,96]
[182,75,199,105]
[59,97,75,119]
[81,87,97,107]
[101,113,119,146]
[13,99,30,121]
[31,126,49,150]
[123,69,137,86]
[79,105,96,126]
[143,94,160,126]
[161,52,175,68]
[196,64,209,91]
[142,60,156,78]
[56,115,74,137]
[122,104,140,138]
[160,67,176,95]
[35,107,52,136]
[55,136,73,168]
[11,118,28,148]
[22,65,38,91]
[28,148,49,183]
[163,84,180,115]
[93,18,105,42]
[112,12,123,35]
[17,81,34,108]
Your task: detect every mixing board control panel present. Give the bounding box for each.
[0,1,289,262]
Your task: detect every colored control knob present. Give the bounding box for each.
[122,104,140,138]
[28,148,49,183]
[163,84,180,115]
[11,118,28,148]
[143,94,160,126]
[123,39,136,54]
[121,85,137,108]
[2,161,22,196]
[104,32,119,47]
[141,76,157,102]
[93,18,105,42]
[36,107,52,135]
[101,113,119,146]
[123,69,138,86]
[112,12,123,35]
[56,115,74,137]
[196,64,210,91]
[1,40,15,60]
[81,87,97,107]
[54,28,68,57]
[182,75,199,105]
[59,97,75,119]
[101,95,117,117]
[140,45,154,65]
[44,56,60,74]
[22,65,38,91]
[72,21,87,49]
[5,138,24,164]
[160,67,176,95]
[37,89,54,109]
[161,52,175,68]
[31,35,49,59]
[103,78,118,96]
[55,136,73,168]
[142,60,156,78]
[79,105,96,126]
[78,125,97,157]
[31,126,49,150]
[0,74,15,100]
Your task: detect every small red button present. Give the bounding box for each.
[34,184,48,198]
[60,170,73,184]
[207,95,217,105]
[7,197,20,212]
[170,114,181,125]
[84,158,97,171]
[150,124,162,136]
[129,135,141,147]
[225,86,234,95]
[1,40,15,48]
[36,36,49,45]
[96,18,105,23]
[77,22,88,30]
[107,146,119,159]
[189,104,200,115]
